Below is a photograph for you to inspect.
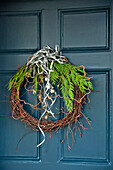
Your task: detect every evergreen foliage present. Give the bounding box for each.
[7,61,93,113]
[50,62,93,113]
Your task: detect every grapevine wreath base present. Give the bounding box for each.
[10,86,86,132]
[8,45,93,148]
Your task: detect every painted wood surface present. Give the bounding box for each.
[0,0,113,169]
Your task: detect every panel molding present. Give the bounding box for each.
[59,7,110,52]
[0,10,41,53]
[58,68,111,165]
[0,70,40,161]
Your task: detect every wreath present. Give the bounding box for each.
[8,45,93,148]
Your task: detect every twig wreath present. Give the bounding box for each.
[8,45,93,149]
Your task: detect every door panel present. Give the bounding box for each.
[0,11,41,52]
[59,71,110,160]
[60,8,109,50]
[0,0,113,170]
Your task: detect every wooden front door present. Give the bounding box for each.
[0,0,113,169]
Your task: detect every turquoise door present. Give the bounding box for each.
[0,0,113,169]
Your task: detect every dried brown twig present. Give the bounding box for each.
[10,83,90,133]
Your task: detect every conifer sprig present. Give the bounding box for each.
[7,62,93,113]
[50,62,93,113]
